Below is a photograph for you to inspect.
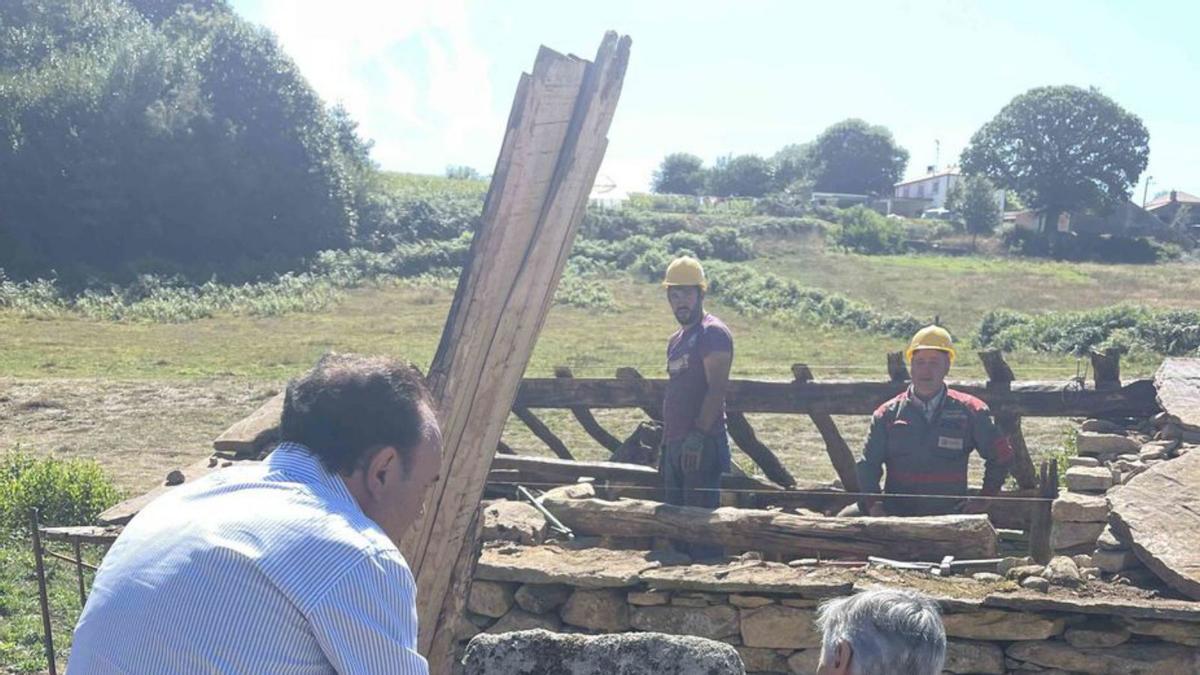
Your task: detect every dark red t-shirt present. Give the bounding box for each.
[663,313,733,443]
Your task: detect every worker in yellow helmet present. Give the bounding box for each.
[844,325,1013,517]
[660,256,733,559]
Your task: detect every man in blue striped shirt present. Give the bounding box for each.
[70,353,442,674]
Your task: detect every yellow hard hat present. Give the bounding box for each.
[662,256,707,291]
[906,324,956,364]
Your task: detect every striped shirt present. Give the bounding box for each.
[69,442,428,674]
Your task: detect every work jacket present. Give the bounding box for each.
[856,386,1014,516]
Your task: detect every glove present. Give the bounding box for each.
[680,430,708,474]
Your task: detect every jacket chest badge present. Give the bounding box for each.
[937,436,965,451]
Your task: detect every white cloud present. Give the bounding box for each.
[248,0,498,172]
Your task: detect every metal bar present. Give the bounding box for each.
[30,510,58,675]
[72,539,87,605]
[42,548,101,572]
[516,485,574,540]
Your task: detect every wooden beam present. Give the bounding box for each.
[554,367,622,453]
[725,413,795,488]
[1090,348,1121,390]
[615,367,663,421]
[541,486,998,560]
[400,33,631,673]
[513,407,575,460]
[887,351,910,383]
[1028,460,1058,564]
[978,350,1037,490]
[514,376,1159,418]
[496,440,517,456]
[489,454,782,495]
[793,364,860,494]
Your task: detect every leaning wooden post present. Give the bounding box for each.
[978,350,1038,490]
[513,407,575,460]
[615,367,664,421]
[400,33,630,674]
[1090,348,1121,390]
[726,413,796,488]
[554,366,623,453]
[793,364,861,494]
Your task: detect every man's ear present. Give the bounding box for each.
[364,446,399,497]
[833,640,852,673]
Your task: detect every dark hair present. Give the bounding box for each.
[280,353,432,475]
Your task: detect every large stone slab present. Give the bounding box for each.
[482,500,547,545]
[943,639,1005,675]
[983,590,1200,623]
[1108,449,1200,600]
[639,561,853,597]
[739,605,819,649]
[1050,519,1106,552]
[1051,491,1109,522]
[1064,466,1114,492]
[462,629,746,675]
[212,391,284,454]
[941,609,1065,641]
[1120,617,1200,646]
[630,605,740,640]
[475,543,686,588]
[1155,357,1200,432]
[1075,431,1140,457]
[1006,640,1200,675]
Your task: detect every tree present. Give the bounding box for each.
[806,119,909,195]
[445,165,481,181]
[947,175,1001,250]
[961,85,1149,230]
[770,143,812,190]
[651,153,706,195]
[706,154,774,198]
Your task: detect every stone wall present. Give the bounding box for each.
[463,542,1200,674]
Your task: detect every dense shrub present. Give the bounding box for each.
[0,452,121,534]
[662,231,712,258]
[1000,227,1178,264]
[976,306,1200,356]
[579,208,689,241]
[832,206,907,254]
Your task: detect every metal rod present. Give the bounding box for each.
[516,485,574,539]
[30,509,58,675]
[72,539,87,605]
[41,548,102,572]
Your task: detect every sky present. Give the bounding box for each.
[229,0,1198,200]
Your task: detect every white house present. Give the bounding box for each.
[894,166,1005,213]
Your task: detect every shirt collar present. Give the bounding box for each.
[265,442,359,508]
[903,384,947,420]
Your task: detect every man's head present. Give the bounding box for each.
[815,589,946,675]
[662,256,707,326]
[280,353,442,544]
[906,325,955,398]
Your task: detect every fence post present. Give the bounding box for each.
[30,509,58,675]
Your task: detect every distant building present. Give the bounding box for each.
[892,166,1005,216]
[1146,190,1200,226]
[1009,202,1164,237]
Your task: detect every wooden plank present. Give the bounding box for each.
[1154,357,1200,431]
[887,351,910,383]
[40,526,122,546]
[554,367,622,453]
[1090,347,1121,389]
[1027,461,1056,564]
[401,33,631,672]
[615,367,663,421]
[98,456,239,525]
[726,413,795,488]
[978,350,1037,490]
[1109,449,1200,601]
[514,376,1159,418]
[541,487,998,560]
[793,364,860,494]
[513,407,575,460]
[488,453,781,495]
[212,391,284,456]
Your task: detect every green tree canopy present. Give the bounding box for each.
[651,152,706,195]
[706,154,774,198]
[806,119,909,195]
[960,85,1149,220]
[947,175,1002,249]
[0,0,363,283]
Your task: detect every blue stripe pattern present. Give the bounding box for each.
[69,443,428,674]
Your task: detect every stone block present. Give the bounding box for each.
[513,583,571,614]
[729,594,775,609]
[627,590,670,606]
[1050,520,1106,552]
[462,629,746,675]
[944,639,1005,674]
[1075,432,1139,457]
[1042,556,1083,588]
[785,649,820,674]
[467,580,515,618]
[942,609,1065,641]
[740,605,819,649]
[1067,456,1100,468]
[1080,419,1124,434]
[1064,466,1114,493]
[631,604,739,640]
[1092,547,1140,574]
[561,588,630,631]
[1007,640,1198,675]
[1064,622,1130,648]
[1051,492,1108,522]
[482,500,547,545]
[486,608,561,635]
[736,646,789,673]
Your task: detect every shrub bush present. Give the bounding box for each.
[832,206,907,254]
[1000,226,1179,264]
[0,452,122,534]
[976,305,1200,356]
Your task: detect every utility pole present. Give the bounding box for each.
[1142,176,1154,208]
[934,139,940,172]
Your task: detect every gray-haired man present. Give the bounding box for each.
[815,589,946,675]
